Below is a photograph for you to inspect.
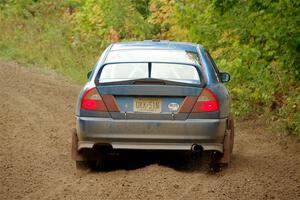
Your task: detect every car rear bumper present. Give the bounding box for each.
[76,117,227,152]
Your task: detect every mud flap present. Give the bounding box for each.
[220,116,234,164]
[220,129,231,164]
[71,129,86,161]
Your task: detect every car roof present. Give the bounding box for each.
[110,40,202,53]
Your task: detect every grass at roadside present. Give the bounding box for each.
[0,13,98,83]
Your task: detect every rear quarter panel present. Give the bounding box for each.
[76,45,112,116]
[198,46,230,118]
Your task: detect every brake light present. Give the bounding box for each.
[192,88,219,112]
[81,87,107,111]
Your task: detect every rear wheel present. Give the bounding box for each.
[75,152,107,171]
[76,160,94,171]
[209,151,223,172]
[74,149,107,171]
[92,156,107,171]
[72,129,107,171]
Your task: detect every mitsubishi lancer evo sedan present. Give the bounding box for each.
[72,40,234,171]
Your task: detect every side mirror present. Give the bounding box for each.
[87,71,92,79]
[220,72,230,83]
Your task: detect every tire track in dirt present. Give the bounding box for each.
[0,61,299,200]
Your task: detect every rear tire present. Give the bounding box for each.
[92,157,107,171]
[75,150,108,171]
[76,160,93,171]
[209,151,224,172]
[72,129,108,171]
[77,149,107,171]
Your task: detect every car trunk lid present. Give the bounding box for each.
[97,84,202,120]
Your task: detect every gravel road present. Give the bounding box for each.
[0,61,299,200]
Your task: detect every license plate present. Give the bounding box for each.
[134,97,162,113]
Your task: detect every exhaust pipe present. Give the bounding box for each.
[191,144,202,152]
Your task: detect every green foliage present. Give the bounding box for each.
[70,0,151,45]
[131,0,150,19]
[0,0,94,82]
[0,0,299,137]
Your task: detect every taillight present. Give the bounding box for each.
[80,87,107,111]
[192,88,219,112]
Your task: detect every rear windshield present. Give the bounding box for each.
[99,63,201,85]
[105,49,200,65]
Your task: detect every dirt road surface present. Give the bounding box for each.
[0,61,299,200]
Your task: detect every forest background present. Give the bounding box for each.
[0,0,299,137]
